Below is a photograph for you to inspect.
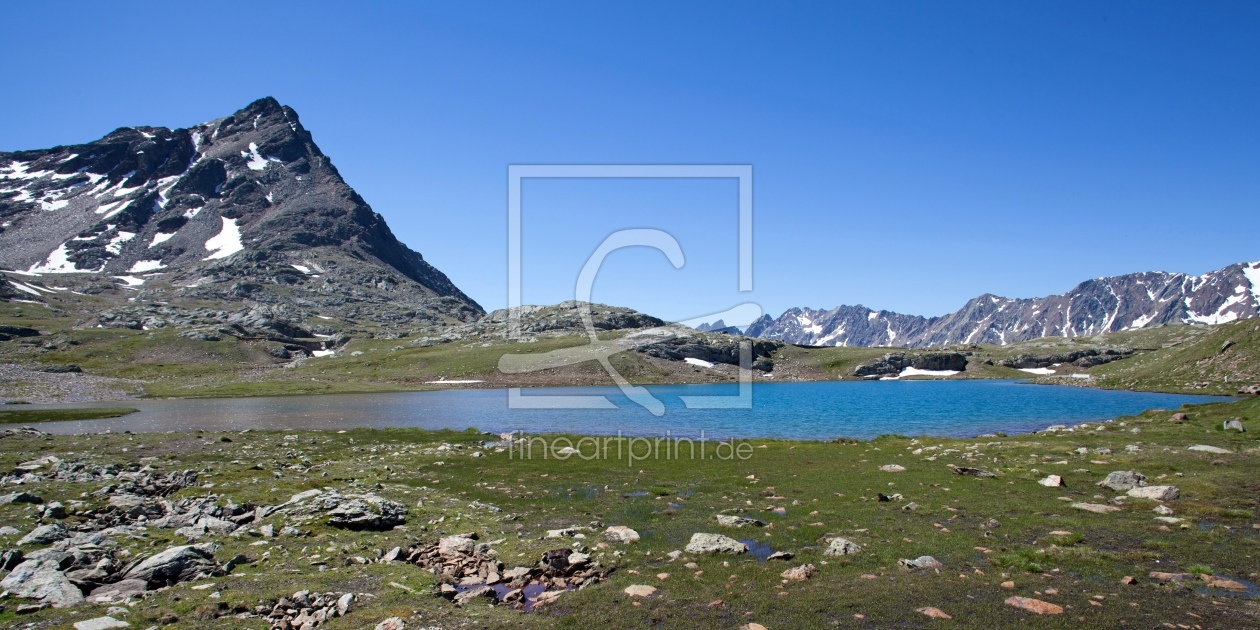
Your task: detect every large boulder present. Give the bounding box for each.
[1127,486,1179,501]
[684,533,748,554]
[715,514,766,528]
[18,523,69,545]
[284,491,407,531]
[823,537,863,556]
[121,543,222,588]
[0,557,85,608]
[1098,471,1146,492]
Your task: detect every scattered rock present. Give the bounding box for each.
[1071,503,1120,514]
[685,533,748,554]
[261,590,355,627]
[1153,504,1174,515]
[917,606,952,619]
[823,537,862,556]
[0,525,20,536]
[1097,471,1146,491]
[375,617,406,630]
[1222,419,1245,432]
[1004,596,1063,615]
[73,617,130,630]
[1037,475,1063,487]
[715,514,766,528]
[899,556,942,570]
[879,464,906,472]
[1187,445,1233,454]
[0,491,43,505]
[780,564,817,581]
[951,466,996,477]
[603,525,640,543]
[1170,412,1189,422]
[624,584,657,597]
[1127,486,1179,501]
[766,551,795,561]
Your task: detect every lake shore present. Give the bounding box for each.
[1,395,1256,628]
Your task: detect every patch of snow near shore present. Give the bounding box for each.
[311,350,335,358]
[684,357,715,368]
[1020,367,1056,375]
[203,217,243,260]
[113,275,145,288]
[150,232,175,248]
[1069,374,1092,379]
[426,379,484,384]
[291,264,311,274]
[900,367,959,377]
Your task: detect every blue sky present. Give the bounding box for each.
[3,2,1258,323]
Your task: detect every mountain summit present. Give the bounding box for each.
[747,261,1260,348]
[0,97,481,323]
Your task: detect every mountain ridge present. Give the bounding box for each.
[747,260,1260,347]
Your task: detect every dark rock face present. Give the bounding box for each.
[0,97,481,323]
[853,353,968,377]
[639,336,781,371]
[747,262,1260,347]
[998,348,1132,369]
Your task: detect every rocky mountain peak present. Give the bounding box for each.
[0,97,481,323]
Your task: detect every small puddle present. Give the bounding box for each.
[1196,576,1260,599]
[455,580,559,612]
[738,539,776,561]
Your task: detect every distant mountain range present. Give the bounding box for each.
[0,97,481,323]
[746,261,1260,348]
[5,99,1257,351]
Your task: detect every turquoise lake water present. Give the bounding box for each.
[34,380,1231,440]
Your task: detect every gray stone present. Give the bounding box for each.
[0,492,43,505]
[0,557,84,608]
[602,525,640,543]
[1187,445,1233,454]
[714,514,766,528]
[1098,471,1146,492]
[899,556,943,570]
[684,533,748,554]
[1223,419,1245,432]
[73,616,130,630]
[18,523,68,545]
[87,579,149,604]
[823,537,863,556]
[1127,486,1180,501]
[0,525,20,536]
[121,543,222,587]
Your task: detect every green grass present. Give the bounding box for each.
[1,396,1256,628]
[0,406,138,424]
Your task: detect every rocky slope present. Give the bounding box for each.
[747,261,1260,347]
[0,97,482,327]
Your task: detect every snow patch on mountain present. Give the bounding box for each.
[203,217,243,260]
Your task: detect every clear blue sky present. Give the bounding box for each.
[3,2,1258,323]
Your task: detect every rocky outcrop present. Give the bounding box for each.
[999,348,1133,369]
[747,261,1260,347]
[853,352,968,377]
